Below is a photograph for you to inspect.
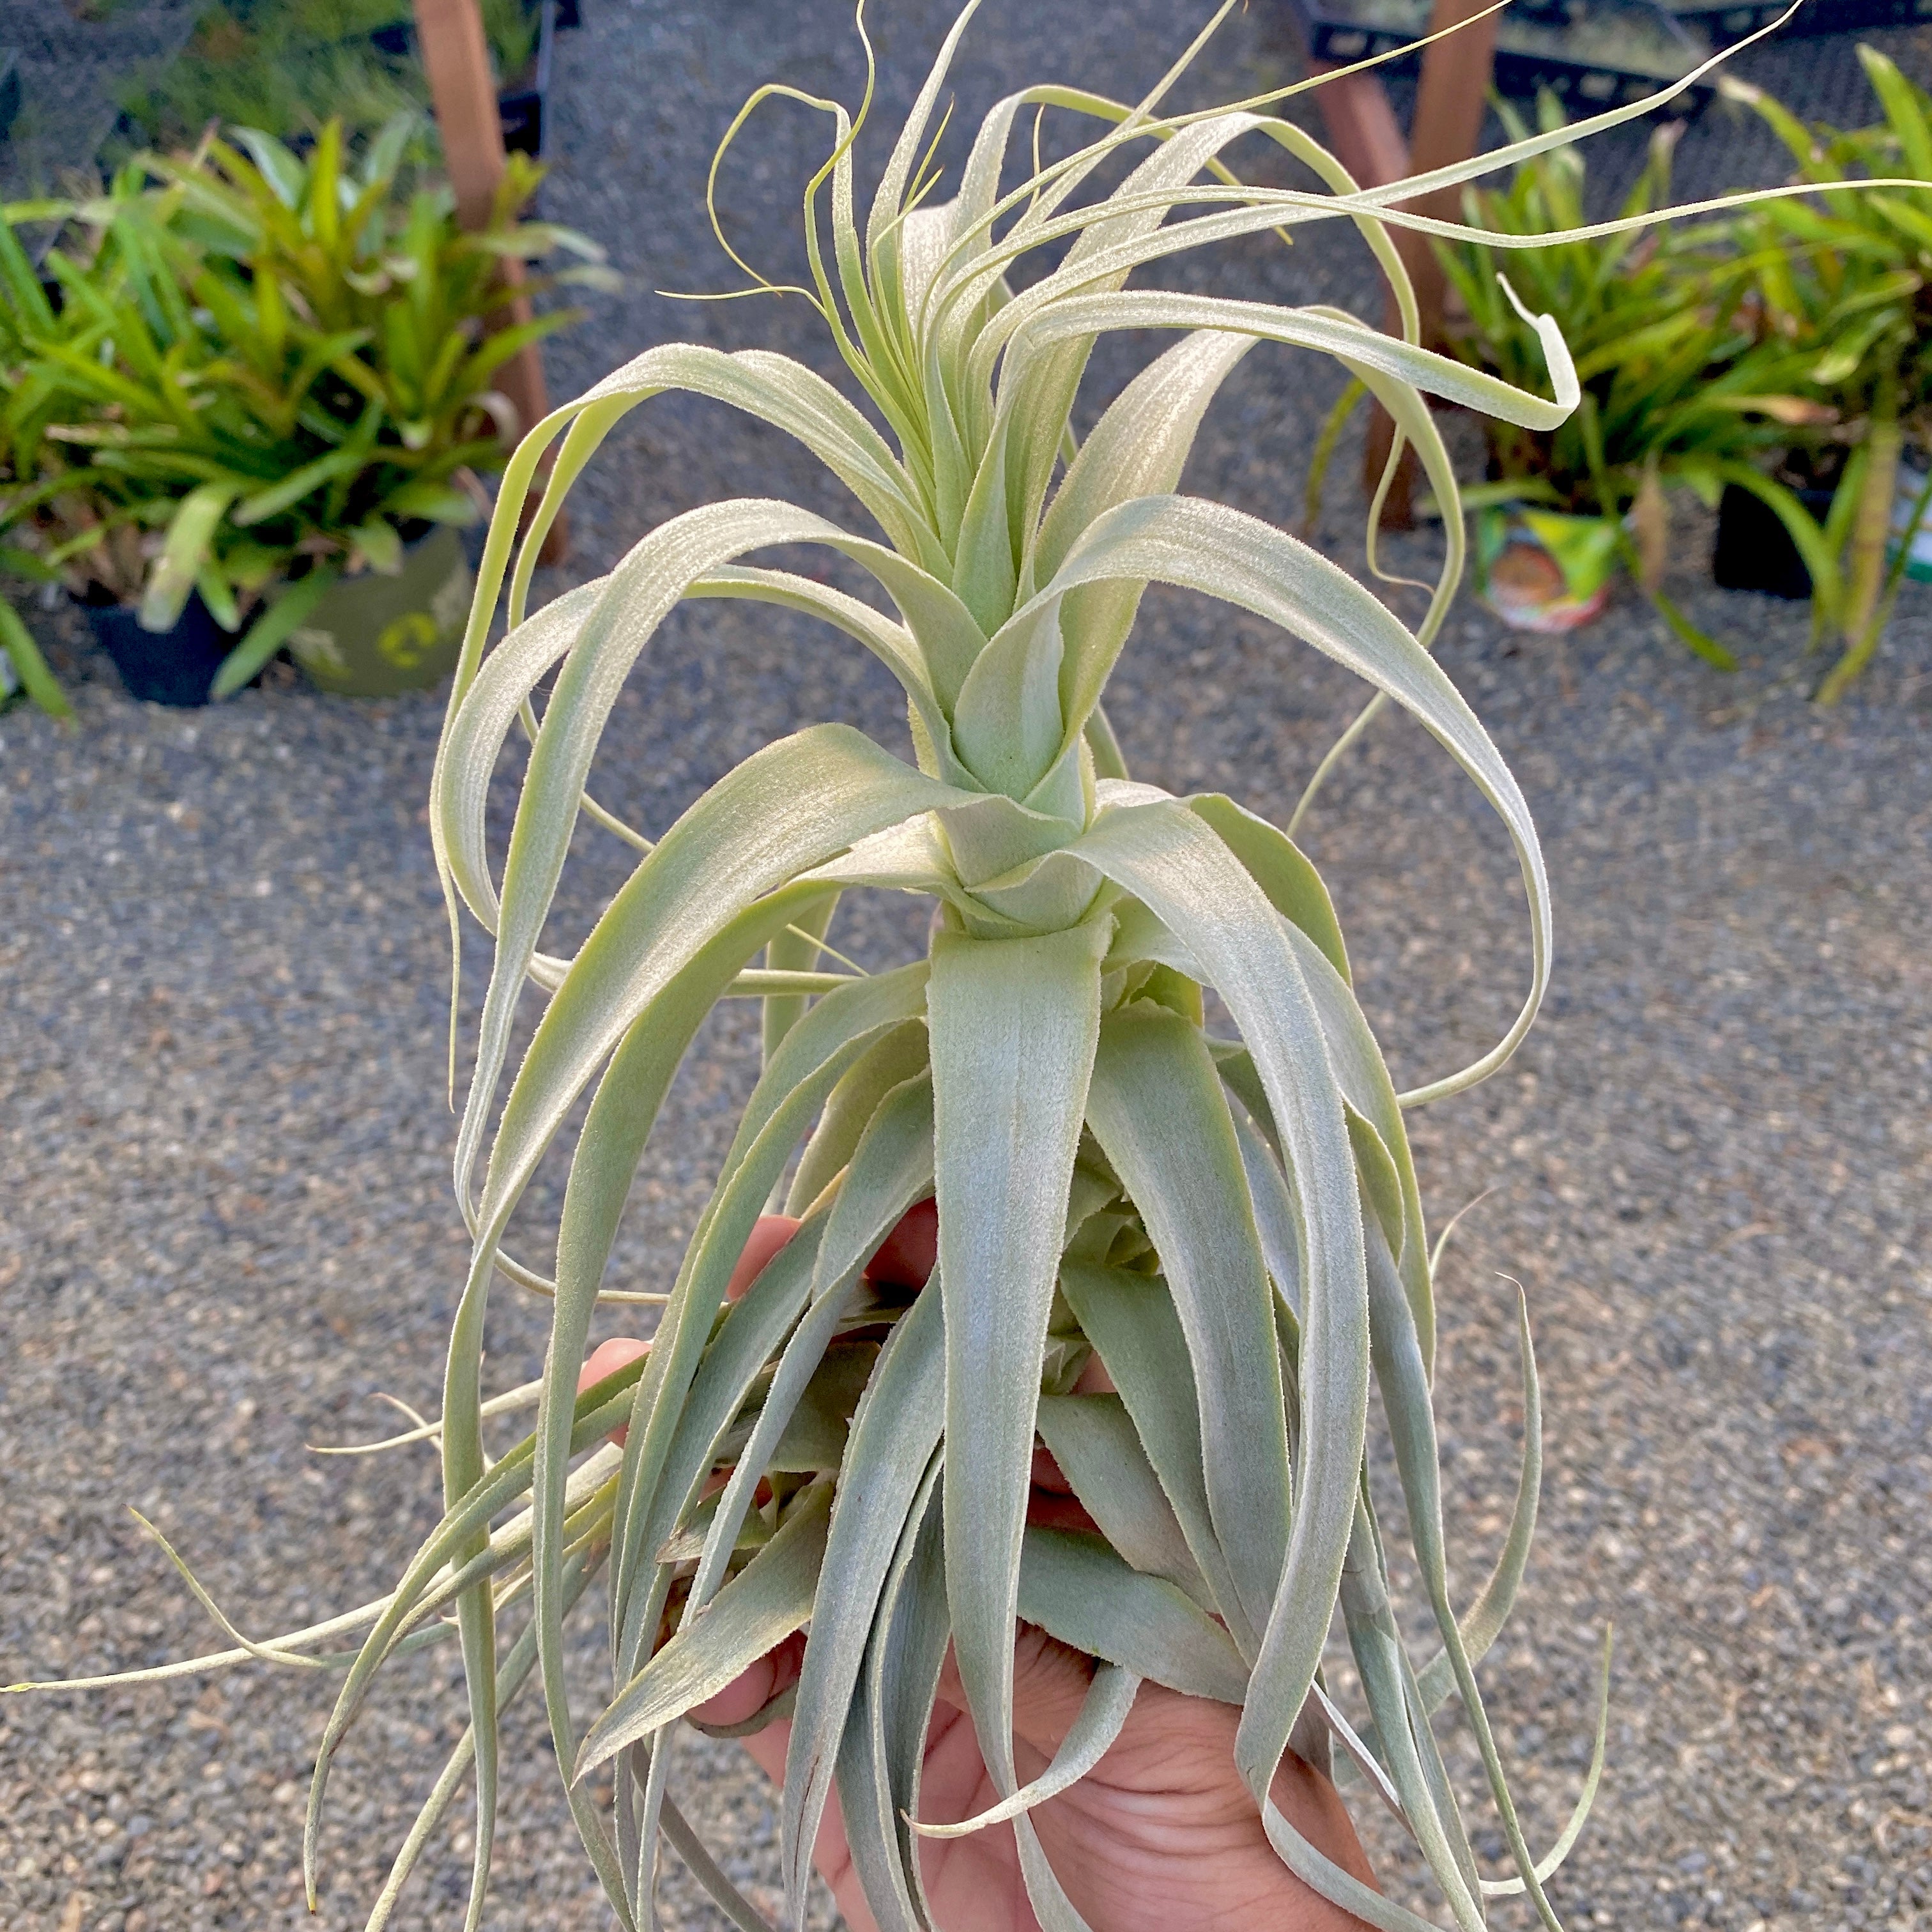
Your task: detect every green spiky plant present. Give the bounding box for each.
[1433,96,1833,668]
[21,5,1857,1929]
[1718,48,1932,701]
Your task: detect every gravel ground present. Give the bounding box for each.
[3,4,1931,1931]
[0,3,201,203]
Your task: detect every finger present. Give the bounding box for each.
[582,1216,800,1450]
[579,1336,649,1448]
[1027,1445,1101,1535]
[863,1195,935,1288]
[1071,1349,1116,1395]
[727,1214,801,1301]
[931,1628,1101,1768]
[691,1629,805,1733]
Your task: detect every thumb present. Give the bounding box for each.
[932,1627,1101,1768]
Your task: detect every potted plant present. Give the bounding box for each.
[1434,95,1830,659]
[1716,50,1932,701]
[29,8,1784,1927]
[0,116,612,704]
[0,183,243,706]
[111,0,558,165]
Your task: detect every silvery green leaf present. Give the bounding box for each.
[364,1545,606,1932]
[1064,800,1367,1813]
[688,1077,933,1624]
[1084,1008,1290,1651]
[577,1483,833,1775]
[1015,1531,1247,1705]
[1034,332,1254,593]
[1413,1290,1544,1720]
[927,918,1108,1805]
[611,970,930,1670]
[786,1020,932,1214]
[951,601,1066,795]
[530,908,836,1908]
[452,574,969,1234]
[760,891,839,1072]
[783,1284,947,1922]
[1480,1629,1613,1897]
[1338,1494,1487,1931]
[982,282,1577,434]
[604,977,923,1742]
[660,1795,781,1932]
[1055,498,1552,1106]
[471,730,953,1294]
[1279,919,1437,1368]
[1184,793,1349,981]
[1363,1216,1565,1929]
[908,1664,1138,1839]
[848,1455,949,1932]
[1034,1393,1207,1605]
[1228,1102,1303,1326]
[1056,1261,1246,1646]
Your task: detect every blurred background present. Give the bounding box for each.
[0,2,1927,1929]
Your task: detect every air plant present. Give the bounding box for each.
[19,4,1827,1928]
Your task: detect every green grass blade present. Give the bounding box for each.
[211,567,339,701]
[0,601,72,719]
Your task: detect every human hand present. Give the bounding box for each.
[581,1209,1377,1932]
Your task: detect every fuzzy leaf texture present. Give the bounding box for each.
[26,3,1815,1926]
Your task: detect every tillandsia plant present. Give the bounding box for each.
[0,116,610,694]
[19,5,1850,1929]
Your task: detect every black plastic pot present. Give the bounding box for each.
[1290,0,1713,116]
[498,0,556,157]
[80,592,235,707]
[373,0,558,155]
[1712,481,1835,601]
[1666,0,1932,46]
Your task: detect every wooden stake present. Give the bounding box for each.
[1308,62,1408,199]
[413,0,566,564]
